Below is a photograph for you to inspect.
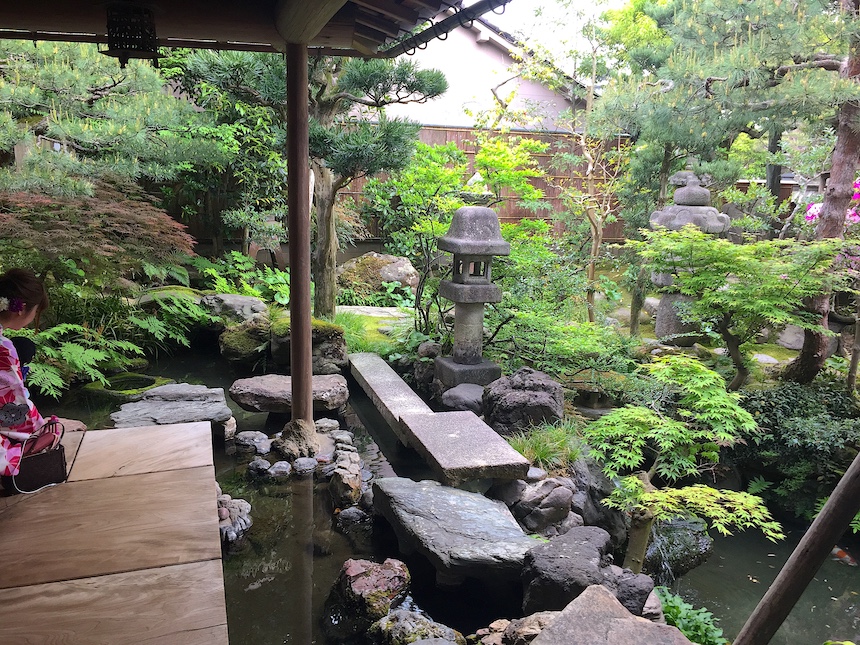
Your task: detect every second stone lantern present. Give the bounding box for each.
[435,206,510,390]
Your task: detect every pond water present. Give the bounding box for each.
[38,349,860,645]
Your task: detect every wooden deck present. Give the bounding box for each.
[0,422,229,645]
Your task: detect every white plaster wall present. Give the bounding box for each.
[384,23,573,131]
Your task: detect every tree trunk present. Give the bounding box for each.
[788,1,860,381]
[848,294,860,391]
[719,315,749,390]
[766,128,782,201]
[629,266,649,337]
[311,162,340,319]
[623,472,657,574]
[657,144,674,208]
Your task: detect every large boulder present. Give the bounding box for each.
[337,251,419,295]
[270,313,348,375]
[218,313,270,368]
[322,558,411,641]
[644,519,713,585]
[373,478,542,585]
[531,585,692,645]
[229,374,349,413]
[110,383,234,437]
[483,368,563,435]
[521,526,653,616]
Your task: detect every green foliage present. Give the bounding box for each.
[733,381,860,519]
[584,354,756,479]
[360,141,467,258]
[0,41,219,191]
[471,135,549,211]
[8,324,143,398]
[333,311,397,355]
[630,226,843,387]
[189,252,291,305]
[654,588,728,645]
[507,419,584,472]
[718,182,790,236]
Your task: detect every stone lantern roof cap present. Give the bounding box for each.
[438,206,511,256]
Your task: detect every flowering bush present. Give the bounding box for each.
[803,179,860,226]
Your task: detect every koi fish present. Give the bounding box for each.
[831,546,858,567]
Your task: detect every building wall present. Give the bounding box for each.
[384,20,575,131]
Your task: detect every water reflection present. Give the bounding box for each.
[676,529,860,645]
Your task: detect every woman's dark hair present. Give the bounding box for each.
[0,268,49,312]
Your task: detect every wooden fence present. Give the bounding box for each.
[339,125,627,242]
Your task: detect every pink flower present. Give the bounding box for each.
[779,274,789,279]
[848,208,860,225]
[805,202,822,221]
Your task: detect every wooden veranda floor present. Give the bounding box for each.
[0,422,229,645]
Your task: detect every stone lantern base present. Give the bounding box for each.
[435,356,502,389]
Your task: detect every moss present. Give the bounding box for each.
[221,326,267,354]
[337,254,391,292]
[81,372,174,403]
[270,312,344,339]
[750,342,798,362]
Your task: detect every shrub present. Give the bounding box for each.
[655,587,728,645]
[733,381,860,520]
[507,419,584,472]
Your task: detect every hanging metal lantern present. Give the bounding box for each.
[101,4,164,69]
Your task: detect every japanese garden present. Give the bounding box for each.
[2,0,860,644]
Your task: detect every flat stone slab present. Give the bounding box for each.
[349,353,432,443]
[229,374,349,413]
[373,477,541,583]
[400,411,529,486]
[110,384,232,428]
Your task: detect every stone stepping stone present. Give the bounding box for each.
[399,411,529,486]
[229,374,348,413]
[110,384,234,438]
[373,477,541,584]
[349,352,432,443]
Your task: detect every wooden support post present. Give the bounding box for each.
[733,451,860,645]
[286,43,313,424]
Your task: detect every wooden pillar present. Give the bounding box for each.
[733,451,860,645]
[286,43,313,424]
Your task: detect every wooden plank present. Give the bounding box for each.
[0,560,228,645]
[276,0,349,44]
[352,0,418,23]
[0,466,221,589]
[68,422,213,481]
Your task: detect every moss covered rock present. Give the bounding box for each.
[80,372,175,403]
[270,311,347,375]
[219,313,271,368]
[337,252,419,296]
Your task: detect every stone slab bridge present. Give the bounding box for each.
[349,352,529,487]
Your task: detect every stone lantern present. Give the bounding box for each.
[435,206,510,389]
[649,173,731,345]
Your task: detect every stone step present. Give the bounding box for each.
[348,352,433,444]
[400,411,529,486]
[349,353,529,486]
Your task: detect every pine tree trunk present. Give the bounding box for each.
[787,1,860,382]
[847,294,860,391]
[312,162,339,319]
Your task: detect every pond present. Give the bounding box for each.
[37,349,860,645]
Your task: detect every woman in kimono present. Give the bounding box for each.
[0,268,61,477]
